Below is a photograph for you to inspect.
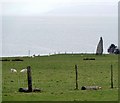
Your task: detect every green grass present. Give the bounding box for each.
[2,54,118,101]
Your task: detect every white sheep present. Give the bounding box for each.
[11,68,17,73]
[20,68,27,73]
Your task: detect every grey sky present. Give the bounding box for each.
[1,0,118,57]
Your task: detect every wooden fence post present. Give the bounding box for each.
[27,66,32,92]
[75,64,79,90]
[111,64,113,88]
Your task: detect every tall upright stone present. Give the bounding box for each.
[96,37,103,55]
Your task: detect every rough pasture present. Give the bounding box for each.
[2,54,118,101]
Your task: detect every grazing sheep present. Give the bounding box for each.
[11,68,17,73]
[20,69,27,73]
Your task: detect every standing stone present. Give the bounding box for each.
[96,37,103,55]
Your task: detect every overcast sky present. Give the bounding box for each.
[1,0,119,57]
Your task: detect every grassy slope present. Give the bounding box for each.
[2,54,118,101]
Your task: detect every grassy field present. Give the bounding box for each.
[2,54,118,101]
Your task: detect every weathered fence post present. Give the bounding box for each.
[111,64,113,88]
[75,64,79,90]
[27,66,32,92]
